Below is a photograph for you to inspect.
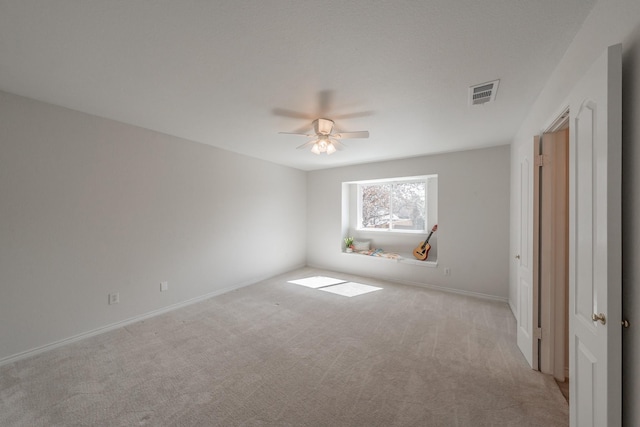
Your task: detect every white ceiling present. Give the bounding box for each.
[0,1,596,171]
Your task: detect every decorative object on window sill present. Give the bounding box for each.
[344,236,354,252]
[352,240,370,251]
[353,248,400,260]
[413,224,438,260]
[279,118,369,155]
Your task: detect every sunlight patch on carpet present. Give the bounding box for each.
[318,282,383,297]
[287,276,346,289]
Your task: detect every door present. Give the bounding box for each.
[516,141,534,367]
[538,129,569,381]
[568,44,622,427]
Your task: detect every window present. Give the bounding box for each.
[357,176,434,233]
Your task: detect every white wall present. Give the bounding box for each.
[0,91,307,363]
[308,145,510,300]
[507,1,640,424]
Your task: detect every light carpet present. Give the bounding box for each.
[0,267,568,426]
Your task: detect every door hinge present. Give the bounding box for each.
[535,155,544,167]
[534,327,542,340]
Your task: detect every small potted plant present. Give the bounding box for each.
[344,237,354,252]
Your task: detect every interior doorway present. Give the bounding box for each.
[533,110,570,399]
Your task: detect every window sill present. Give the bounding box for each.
[355,228,426,235]
[342,251,438,268]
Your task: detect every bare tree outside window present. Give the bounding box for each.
[359,181,426,230]
[361,184,391,228]
[392,182,425,230]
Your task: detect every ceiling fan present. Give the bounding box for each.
[279,118,370,155]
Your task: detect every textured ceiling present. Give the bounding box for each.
[0,1,596,170]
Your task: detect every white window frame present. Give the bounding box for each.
[356,175,433,234]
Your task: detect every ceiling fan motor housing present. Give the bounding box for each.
[314,118,334,135]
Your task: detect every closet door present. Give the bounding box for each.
[568,44,622,427]
[516,140,534,367]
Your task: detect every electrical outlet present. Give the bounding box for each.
[444,268,451,276]
[160,281,168,292]
[108,292,119,305]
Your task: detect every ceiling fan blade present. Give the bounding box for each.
[296,139,317,150]
[332,110,375,120]
[289,123,314,134]
[330,139,346,150]
[333,131,369,139]
[272,108,314,120]
[279,131,314,137]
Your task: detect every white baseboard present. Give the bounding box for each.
[508,300,518,319]
[308,262,509,303]
[0,268,301,367]
[392,277,509,303]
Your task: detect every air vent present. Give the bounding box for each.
[469,80,500,106]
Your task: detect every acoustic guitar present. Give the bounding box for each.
[413,224,438,260]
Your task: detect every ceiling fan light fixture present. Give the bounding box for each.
[280,116,369,155]
[317,137,329,152]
